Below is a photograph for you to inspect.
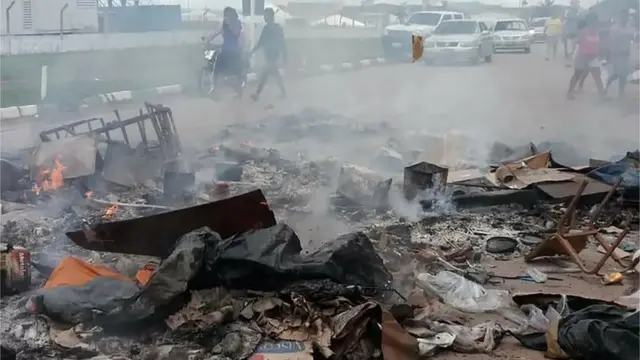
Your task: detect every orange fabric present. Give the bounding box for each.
[135,264,157,286]
[412,34,424,63]
[43,256,131,289]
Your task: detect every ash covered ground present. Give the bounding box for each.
[1,107,638,360]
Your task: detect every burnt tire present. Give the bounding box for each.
[524,47,531,54]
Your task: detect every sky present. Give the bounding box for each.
[153,0,601,11]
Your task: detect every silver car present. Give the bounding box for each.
[423,20,494,65]
[529,17,550,43]
[493,18,533,53]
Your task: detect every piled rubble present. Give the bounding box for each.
[1,106,639,360]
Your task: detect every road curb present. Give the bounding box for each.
[0,57,390,122]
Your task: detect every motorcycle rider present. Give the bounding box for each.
[208,7,244,95]
[250,8,287,101]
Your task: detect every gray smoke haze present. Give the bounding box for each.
[2,34,639,250]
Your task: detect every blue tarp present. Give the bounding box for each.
[588,152,639,200]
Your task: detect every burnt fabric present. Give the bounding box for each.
[194,224,392,292]
[32,228,209,325]
[512,304,639,360]
[33,276,153,326]
[557,305,639,360]
[33,224,391,326]
[587,151,639,201]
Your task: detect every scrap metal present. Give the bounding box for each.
[525,179,631,274]
[39,103,181,161]
[66,189,276,258]
[403,162,448,201]
[37,102,183,188]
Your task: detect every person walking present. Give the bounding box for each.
[208,7,244,96]
[250,8,287,101]
[545,15,563,60]
[604,10,635,97]
[567,12,606,100]
[563,3,581,66]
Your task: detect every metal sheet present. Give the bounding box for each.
[447,168,484,184]
[337,164,392,208]
[403,161,448,200]
[66,189,276,258]
[101,142,137,187]
[535,176,612,200]
[102,143,166,187]
[31,136,97,180]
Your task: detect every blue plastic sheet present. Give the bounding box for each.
[587,153,639,200]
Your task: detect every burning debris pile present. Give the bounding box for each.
[1,105,639,360]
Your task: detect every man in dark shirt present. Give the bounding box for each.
[250,8,287,101]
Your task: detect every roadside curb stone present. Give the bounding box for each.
[0,57,390,122]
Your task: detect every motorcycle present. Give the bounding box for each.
[199,37,248,97]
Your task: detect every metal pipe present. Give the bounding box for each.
[59,3,69,40]
[5,1,16,35]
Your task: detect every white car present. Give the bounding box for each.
[423,20,494,65]
[492,18,534,53]
[382,11,465,58]
[529,17,550,43]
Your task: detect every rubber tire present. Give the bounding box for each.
[485,236,518,254]
[524,47,531,53]
[485,54,493,63]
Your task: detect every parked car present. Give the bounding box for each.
[529,17,550,42]
[493,18,534,53]
[422,19,494,65]
[382,11,465,59]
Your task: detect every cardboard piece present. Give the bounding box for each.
[487,152,575,189]
[596,245,630,260]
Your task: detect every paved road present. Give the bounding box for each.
[3,44,638,159]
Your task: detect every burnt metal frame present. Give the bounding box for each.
[38,102,182,161]
[525,178,630,274]
[403,161,449,201]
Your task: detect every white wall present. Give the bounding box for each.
[1,0,98,35]
[0,27,381,55]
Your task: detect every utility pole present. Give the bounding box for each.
[243,0,265,67]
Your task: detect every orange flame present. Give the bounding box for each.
[33,158,66,195]
[103,204,119,219]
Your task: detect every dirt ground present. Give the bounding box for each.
[1,44,638,359]
[433,244,639,359]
